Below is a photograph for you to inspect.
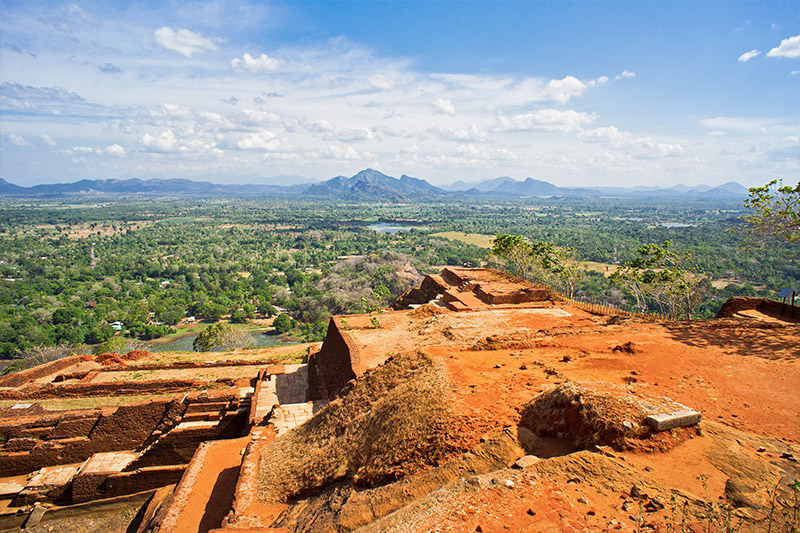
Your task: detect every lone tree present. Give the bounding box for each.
[741,179,800,254]
[272,313,294,335]
[610,241,708,320]
[193,323,254,352]
[490,233,584,297]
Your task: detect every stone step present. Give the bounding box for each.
[645,409,702,431]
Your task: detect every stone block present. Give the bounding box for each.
[514,455,541,469]
[0,479,25,498]
[645,409,701,431]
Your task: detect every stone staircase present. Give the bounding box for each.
[250,364,328,436]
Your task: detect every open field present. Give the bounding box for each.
[431,231,495,248]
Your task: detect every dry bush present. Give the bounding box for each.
[258,350,461,502]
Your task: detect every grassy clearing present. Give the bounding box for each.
[584,261,620,277]
[431,231,495,249]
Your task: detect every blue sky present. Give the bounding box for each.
[1,1,798,187]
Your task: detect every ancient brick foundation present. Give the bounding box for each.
[0,399,178,476]
[0,355,93,388]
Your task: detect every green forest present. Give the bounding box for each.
[1,194,797,366]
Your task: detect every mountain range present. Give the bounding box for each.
[0,177,307,197]
[0,171,750,200]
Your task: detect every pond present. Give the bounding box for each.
[661,222,694,228]
[367,222,426,234]
[148,331,288,353]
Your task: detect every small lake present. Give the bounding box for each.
[661,222,694,228]
[367,223,425,234]
[148,331,287,353]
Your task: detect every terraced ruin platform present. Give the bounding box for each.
[1,269,799,533]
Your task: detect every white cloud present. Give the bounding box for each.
[231,53,281,72]
[106,143,126,157]
[543,76,586,103]
[588,76,609,87]
[139,130,177,152]
[428,124,490,142]
[616,70,636,79]
[433,98,456,115]
[68,4,91,21]
[767,34,800,58]
[698,116,783,133]
[495,109,597,132]
[154,27,217,58]
[7,134,29,146]
[239,109,282,127]
[0,82,97,117]
[319,145,362,160]
[335,127,375,143]
[738,49,761,62]
[41,135,55,146]
[237,131,281,151]
[368,74,395,90]
[579,126,685,158]
[71,146,101,154]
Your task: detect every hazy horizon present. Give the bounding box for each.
[1,1,798,188]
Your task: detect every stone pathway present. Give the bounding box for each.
[81,451,138,474]
[26,464,84,489]
[271,401,328,436]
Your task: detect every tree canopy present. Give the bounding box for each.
[741,179,800,254]
[490,233,583,297]
[610,241,708,320]
[193,323,253,352]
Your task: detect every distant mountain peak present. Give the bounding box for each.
[303,169,446,200]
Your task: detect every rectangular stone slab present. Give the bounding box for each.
[645,409,702,431]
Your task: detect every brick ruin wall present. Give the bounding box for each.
[390,274,451,309]
[0,399,179,476]
[307,316,364,401]
[0,378,232,400]
[70,465,186,503]
[440,267,466,286]
[473,285,551,305]
[0,355,93,388]
[0,388,248,477]
[715,296,800,318]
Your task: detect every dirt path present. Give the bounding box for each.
[170,437,248,533]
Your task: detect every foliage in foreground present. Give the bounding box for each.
[489,233,583,298]
[741,179,800,254]
[610,241,709,320]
